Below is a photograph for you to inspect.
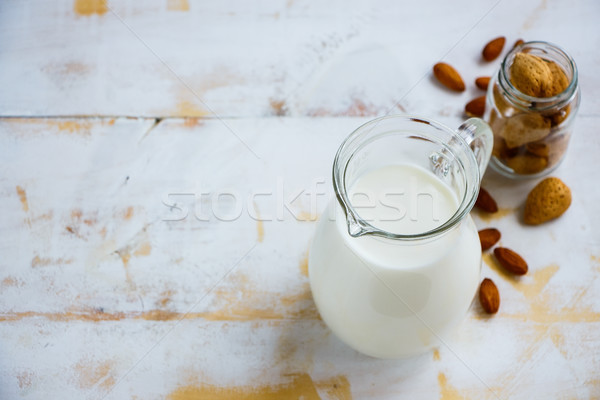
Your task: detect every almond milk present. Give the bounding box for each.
[309,164,481,358]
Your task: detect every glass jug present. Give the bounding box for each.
[308,115,493,358]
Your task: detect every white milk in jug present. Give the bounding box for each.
[309,163,481,358]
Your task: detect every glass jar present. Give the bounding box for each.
[485,41,580,178]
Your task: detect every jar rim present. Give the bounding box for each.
[499,41,579,111]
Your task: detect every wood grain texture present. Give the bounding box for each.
[1,0,600,398]
[0,0,598,118]
[0,116,599,399]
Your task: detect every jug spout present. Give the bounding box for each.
[346,211,369,238]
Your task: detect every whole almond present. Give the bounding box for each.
[478,228,501,251]
[482,36,506,61]
[433,62,466,92]
[505,154,548,175]
[526,141,550,157]
[494,247,528,275]
[475,76,491,91]
[543,61,570,97]
[475,187,498,213]
[524,177,572,224]
[465,96,486,117]
[479,278,500,314]
[510,52,552,97]
[475,76,490,90]
[513,39,525,49]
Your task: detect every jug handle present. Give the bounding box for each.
[456,118,494,178]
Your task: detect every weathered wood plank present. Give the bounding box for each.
[0,0,598,118]
[0,116,599,399]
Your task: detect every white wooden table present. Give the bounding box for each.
[1,0,599,398]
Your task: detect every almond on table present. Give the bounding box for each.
[494,247,528,275]
[479,278,500,314]
[524,177,572,225]
[475,187,498,213]
[478,228,501,251]
[465,96,486,118]
[512,38,525,49]
[475,76,491,91]
[482,36,506,61]
[433,62,466,92]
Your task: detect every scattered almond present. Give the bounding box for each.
[475,76,491,91]
[475,187,498,213]
[494,247,528,275]
[482,36,506,61]
[479,228,501,251]
[465,96,486,117]
[512,39,524,49]
[524,177,572,225]
[433,62,466,92]
[479,278,500,314]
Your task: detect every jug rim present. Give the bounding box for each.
[332,114,481,240]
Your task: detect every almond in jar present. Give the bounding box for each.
[484,41,580,178]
